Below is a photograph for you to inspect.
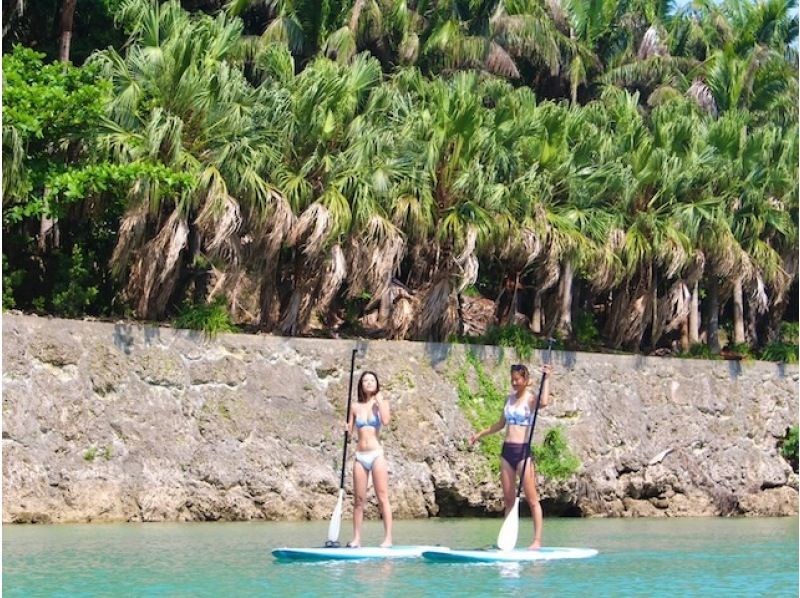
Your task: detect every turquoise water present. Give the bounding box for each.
[3,517,798,597]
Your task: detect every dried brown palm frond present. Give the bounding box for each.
[264,189,295,257]
[686,79,718,117]
[585,229,626,290]
[638,26,668,61]
[454,227,479,293]
[399,32,419,64]
[205,267,260,324]
[414,276,458,340]
[405,240,441,288]
[683,250,706,287]
[604,272,652,349]
[745,272,769,314]
[537,249,562,293]
[196,192,244,268]
[376,278,413,320]
[651,280,691,346]
[125,210,189,319]
[486,42,520,79]
[195,170,242,253]
[545,0,568,31]
[256,191,295,330]
[768,250,797,308]
[347,216,406,300]
[314,244,348,319]
[585,248,621,292]
[287,202,331,258]
[608,228,626,252]
[658,237,688,280]
[389,289,417,340]
[520,226,544,267]
[705,234,740,280]
[111,201,149,275]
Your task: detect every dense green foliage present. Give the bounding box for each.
[173,297,239,337]
[2,44,192,317]
[532,427,582,480]
[781,425,798,472]
[2,0,797,362]
[456,353,508,473]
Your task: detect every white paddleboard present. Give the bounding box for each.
[272,545,442,561]
[421,547,599,563]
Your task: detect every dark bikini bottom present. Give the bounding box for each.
[501,442,532,470]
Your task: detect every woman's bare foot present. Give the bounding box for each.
[379,539,393,548]
[528,540,541,550]
[346,540,360,548]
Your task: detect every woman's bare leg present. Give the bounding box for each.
[500,458,517,515]
[350,461,368,547]
[371,456,393,547]
[520,458,543,549]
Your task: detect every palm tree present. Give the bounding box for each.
[92,0,284,319]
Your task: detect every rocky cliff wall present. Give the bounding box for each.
[3,313,797,523]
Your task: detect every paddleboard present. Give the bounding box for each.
[421,547,599,563]
[272,545,442,561]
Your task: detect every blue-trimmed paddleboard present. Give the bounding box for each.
[272,545,442,561]
[422,547,599,563]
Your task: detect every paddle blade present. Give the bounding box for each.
[327,489,344,543]
[496,498,520,551]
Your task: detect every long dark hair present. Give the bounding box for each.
[357,371,380,403]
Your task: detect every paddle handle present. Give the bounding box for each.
[339,348,358,489]
[516,339,555,498]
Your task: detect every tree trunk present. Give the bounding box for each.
[650,268,658,350]
[746,297,759,348]
[456,292,465,336]
[732,277,745,344]
[557,261,573,337]
[680,319,690,352]
[531,290,542,333]
[689,281,700,344]
[705,277,721,354]
[58,0,77,63]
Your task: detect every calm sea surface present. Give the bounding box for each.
[3,517,798,597]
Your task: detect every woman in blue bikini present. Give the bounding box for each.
[469,362,553,549]
[347,371,392,548]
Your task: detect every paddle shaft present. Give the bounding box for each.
[515,340,555,499]
[339,348,358,489]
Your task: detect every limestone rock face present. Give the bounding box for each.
[3,313,797,523]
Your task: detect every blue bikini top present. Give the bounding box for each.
[355,408,381,430]
[504,396,534,426]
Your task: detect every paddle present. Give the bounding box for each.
[326,348,358,547]
[496,338,555,551]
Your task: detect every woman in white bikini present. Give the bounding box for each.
[347,371,392,548]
